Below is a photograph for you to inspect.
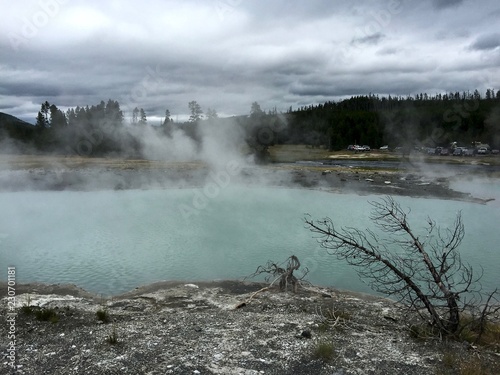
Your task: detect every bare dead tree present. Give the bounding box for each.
[246,255,309,293]
[304,196,499,335]
[234,256,310,308]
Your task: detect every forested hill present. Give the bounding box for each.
[1,90,499,158]
[0,112,34,134]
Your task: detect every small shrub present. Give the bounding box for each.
[318,322,330,333]
[409,323,437,340]
[479,321,500,350]
[20,295,33,315]
[312,341,335,362]
[441,350,457,369]
[35,308,59,323]
[107,325,118,345]
[459,358,485,375]
[20,305,33,315]
[96,309,110,323]
[435,352,494,375]
[457,315,500,350]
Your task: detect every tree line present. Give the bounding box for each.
[1,89,499,158]
[284,90,500,150]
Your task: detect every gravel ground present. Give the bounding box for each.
[3,281,498,375]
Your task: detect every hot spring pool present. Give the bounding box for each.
[1,185,499,296]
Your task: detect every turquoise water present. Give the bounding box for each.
[1,185,499,296]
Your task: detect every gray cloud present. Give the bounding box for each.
[0,0,499,124]
[469,33,500,51]
[351,32,386,45]
[432,0,464,9]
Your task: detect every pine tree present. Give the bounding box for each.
[138,108,147,125]
[132,107,139,125]
[206,108,218,120]
[49,104,67,128]
[188,101,203,122]
[35,111,47,128]
[163,109,171,125]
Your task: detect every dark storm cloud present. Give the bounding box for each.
[0,0,499,121]
[432,0,464,9]
[0,82,63,98]
[351,32,386,45]
[469,33,500,51]
[289,73,427,98]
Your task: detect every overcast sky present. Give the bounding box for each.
[1,0,500,124]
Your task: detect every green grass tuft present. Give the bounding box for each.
[107,325,118,345]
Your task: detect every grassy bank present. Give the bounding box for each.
[0,146,499,171]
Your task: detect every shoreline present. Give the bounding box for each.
[0,156,498,204]
[0,279,386,303]
[0,279,388,304]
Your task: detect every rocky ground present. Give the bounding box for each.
[2,281,499,375]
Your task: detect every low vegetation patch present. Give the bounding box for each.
[19,295,33,315]
[107,325,119,345]
[96,308,110,323]
[409,323,440,340]
[20,305,34,315]
[456,315,500,351]
[312,341,335,362]
[35,308,59,323]
[436,350,499,375]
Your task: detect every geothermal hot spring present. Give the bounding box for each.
[1,179,499,297]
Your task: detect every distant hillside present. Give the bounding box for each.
[0,112,35,132]
[0,112,37,151]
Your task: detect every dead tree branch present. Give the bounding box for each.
[236,256,309,308]
[246,255,309,293]
[304,196,499,335]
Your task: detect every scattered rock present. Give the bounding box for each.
[300,330,312,339]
